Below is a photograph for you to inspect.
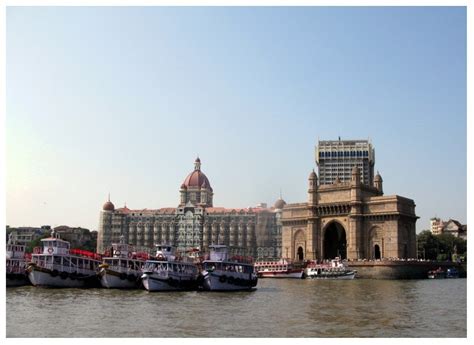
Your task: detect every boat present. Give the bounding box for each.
[427,267,446,279]
[141,244,199,291]
[199,245,258,291]
[6,233,30,287]
[446,267,459,278]
[98,236,148,289]
[26,229,102,288]
[304,258,356,279]
[254,258,304,279]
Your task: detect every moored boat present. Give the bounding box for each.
[98,236,148,289]
[304,258,356,280]
[141,244,199,291]
[428,267,446,279]
[446,267,459,278]
[6,233,30,287]
[27,230,102,288]
[255,258,304,279]
[199,245,258,291]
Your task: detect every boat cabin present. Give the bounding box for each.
[208,245,229,262]
[111,235,134,259]
[155,244,177,261]
[40,230,70,256]
[6,233,26,259]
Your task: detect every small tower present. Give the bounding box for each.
[194,156,201,171]
[350,166,361,202]
[179,184,187,205]
[374,171,383,194]
[308,169,318,205]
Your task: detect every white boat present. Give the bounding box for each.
[141,244,199,291]
[6,233,30,287]
[255,258,304,279]
[98,236,147,289]
[304,258,356,280]
[199,245,258,291]
[27,230,102,288]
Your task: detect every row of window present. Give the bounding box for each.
[319,150,370,158]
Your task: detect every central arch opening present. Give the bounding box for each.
[323,222,347,259]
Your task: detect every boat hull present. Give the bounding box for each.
[306,271,356,280]
[141,274,197,291]
[6,273,30,287]
[27,266,98,288]
[258,270,303,279]
[99,269,141,289]
[201,271,257,291]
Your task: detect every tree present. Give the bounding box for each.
[25,234,49,253]
[417,230,439,260]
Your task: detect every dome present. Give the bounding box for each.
[374,172,383,182]
[309,170,317,180]
[182,158,213,191]
[274,198,287,210]
[103,200,115,211]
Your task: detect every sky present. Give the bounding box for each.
[6,6,466,232]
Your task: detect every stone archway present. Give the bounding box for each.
[293,230,306,261]
[374,244,381,260]
[323,221,347,259]
[369,226,384,259]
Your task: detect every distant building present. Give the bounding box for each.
[430,218,467,240]
[54,225,97,250]
[97,158,283,259]
[430,217,445,235]
[316,139,375,186]
[6,225,51,246]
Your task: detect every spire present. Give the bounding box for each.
[108,193,110,202]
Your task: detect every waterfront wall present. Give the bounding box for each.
[347,260,466,279]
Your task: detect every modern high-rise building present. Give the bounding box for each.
[315,139,375,186]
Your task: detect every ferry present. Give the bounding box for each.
[199,245,258,291]
[98,236,148,289]
[255,258,304,279]
[6,233,30,287]
[304,258,356,279]
[141,244,199,291]
[27,229,102,288]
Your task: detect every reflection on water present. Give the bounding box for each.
[6,279,466,337]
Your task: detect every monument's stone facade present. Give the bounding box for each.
[281,167,418,261]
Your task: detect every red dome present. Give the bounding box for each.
[183,170,212,191]
[103,201,115,211]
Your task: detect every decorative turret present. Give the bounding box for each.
[350,166,362,203]
[308,169,318,205]
[351,166,361,185]
[194,156,201,171]
[374,171,383,194]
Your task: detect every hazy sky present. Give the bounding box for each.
[6,6,466,232]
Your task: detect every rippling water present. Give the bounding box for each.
[6,278,466,337]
